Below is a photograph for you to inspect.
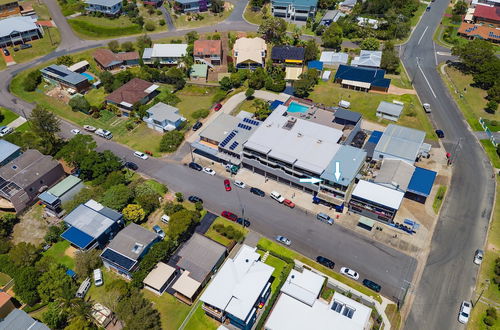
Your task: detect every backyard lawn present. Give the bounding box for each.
[175,85,219,123]
[258,251,288,292]
[204,217,249,247]
[233,99,259,115]
[42,241,75,270]
[143,289,192,330]
[68,16,143,39]
[309,81,436,139]
[172,3,233,29]
[182,301,219,330]
[480,140,500,169]
[0,107,19,126]
[0,272,12,287]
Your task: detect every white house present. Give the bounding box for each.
[143,44,188,65]
[351,50,382,68]
[143,102,186,132]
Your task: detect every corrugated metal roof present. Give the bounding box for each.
[0,140,20,164]
[47,175,82,197]
[0,16,39,38]
[407,167,437,197]
[352,180,404,210]
[0,309,49,330]
[321,145,366,185]
[334,65,390,88]
[374,159,415,192]
[376,101,404,117]
[375,124,425,162]
[85,0,122,7]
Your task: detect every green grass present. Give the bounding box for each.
[138,3,168,32]
[86,269,126,303]
[320,286,335,301]
[441,65,499,132]
[0,107,19,126]
[433,186,447,214]
[409,3,427,28]
[204,217,249,247]
[175,85,219,123]
[85,88,107,107]
[143,289,192,330]
[182,301,219,330]
[145,179,168,195]
[0,272,12,287]
[42,241,75,270]
[385,304,402,330]
[172,4,233,29]
[480,140,500,169]
[260,252,287,292]
[33,3,52,20]
[15,121,31,133]
[233,99,259,115]
[309,80,436,139]
[68,16,143,39]
[258,238,383,303]
[243,4,269,25]
[386,65,413,89]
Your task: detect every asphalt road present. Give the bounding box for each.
[402,1,496,329]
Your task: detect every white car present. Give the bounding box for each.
[93,269,103,287]
[340,267,359,280]
[458,301,471,324]
[202,167,216,176]
[134,151,148,160]
[234,180,246,189]
[275,235,291,246]
[474,249,484,265]
[0,126,13,137]
[70,128,81,135]
[161,214,170,224]
[270,191,285,203]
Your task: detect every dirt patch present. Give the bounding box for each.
[46,86,70,104]
[65,246,77,258]
[12,205,53,246]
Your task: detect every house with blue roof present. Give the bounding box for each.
[173,0,210,12]
[61,199,123,250]
[271,0,318,21]
[85,0,122,16]
[0,140,21,167]
[334,64,391,92]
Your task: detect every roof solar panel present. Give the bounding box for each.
[229,141,239,150]
[101,248,136,271]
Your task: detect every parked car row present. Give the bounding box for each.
[220,210,251,227]
[83,125,113,140]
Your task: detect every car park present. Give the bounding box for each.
[221,210,238,222]
[316,256,335,269]
[270,191,285,203]
[202,167,216,176]
[283,199,295,208]
[224,179,232,191]
[250,187,265,197]
[152,225,165,239]
[275,235,291,246]
[93,269,103,287]
[161,214,170,224]
[70,128,81,135]
[474,249,484,265]
[458,301,471,324]
[340,267,359,280]
[188,195,203,203]
[317,212,333,225]
[124,162,138,170]
[192,121,203,131]
[234,180,246,189]
[189,162,202,171]
[362,279,381,292]
[237,218,251,227]
[435,129,445,138]
[0,126,13,137]
[213,103,222,111]
[134,151,148,160]
[423,103,432,113]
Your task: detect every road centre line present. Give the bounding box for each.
[418,26,428,45]
[418,63,437,98]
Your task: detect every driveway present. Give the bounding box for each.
[196,211,218,234]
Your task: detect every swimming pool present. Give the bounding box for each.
[81,72,94,81]
[287,102,309,113]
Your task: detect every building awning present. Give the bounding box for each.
[341,79,371,89]
[285,59,303,63]
[191,141,218,156]
[61,226,95,249]
[39,191,59,204]
[358,216,375,228]
[172,271,201,299]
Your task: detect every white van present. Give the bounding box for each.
[93,269,103,287]
[161,214,170,224]
[270,191,285,203]
[76,277,91,298]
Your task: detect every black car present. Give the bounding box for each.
[20,44,32,50]
[13,47,19,52]
[189,162,203,171]
[435,129,444,138]
[124,161,138,170]
[188,195,203,203]
[2,48,9,56]
[316,256,335,269]
[362,279,381,292]
[250,187,265,197]
[192,121,203,131]
[237,218,251,227]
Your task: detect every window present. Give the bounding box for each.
[331,300,343,313]
[132,243,144,254]
[342,306,355,319]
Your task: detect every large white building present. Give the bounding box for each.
[142,44,188,65]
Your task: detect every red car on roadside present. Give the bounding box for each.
[283,199,295,208]
[224,179,232,191]
[221,211,238,222]
[213,103,222,111]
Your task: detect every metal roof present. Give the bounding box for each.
[63,200,121,239]
[352,50,382,68]
[407,167,437,197]
[47,175,82,197]
[38,191,59,204]
[61,226,95,249]
[143,262,176,291]
[352,180,404,210]
[321,145,366,185]
[146,102,183,123]
[334,65,390,88]
[271,46,306,61]
[271,0,317,8]
[40,64,88,86]
[307,61,323,71]
[0,309,49,330]
[280,269,324,307]
[190,64,208,78]
[375,124,425,163]
[0,140,20,164]
[151,44,188,58]
[334,108,361,123]
[0,16,39,38]
[142,47,153,59]
[105,223,157,261]
[85,0,122,7]
[376,101,404,117]
[374,159,415,192]
[319,51,348,65]
[199,114,240,143]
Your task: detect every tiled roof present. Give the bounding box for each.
[473,4,500,22]
[193,39,222,56]
[93,49,139,68]
[458,22,500,41]
[105,78,156,105]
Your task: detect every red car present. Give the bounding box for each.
[221,211,238,222]
[224,179,232,191]
[213,103,222,111]
[283,199,295,208]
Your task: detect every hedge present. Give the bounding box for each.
[256,243,295,264]
[68,19,143,38]
[22,301,48,313]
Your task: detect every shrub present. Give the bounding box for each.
[484,316,496,327]
[144,20,156,31]
[23,70,42,92]
[159,19,166,26]
[159,130,184,152]
[163,202,185,216]
[191,108,210,120]
[212,89,227,103]
[175,192,184,202]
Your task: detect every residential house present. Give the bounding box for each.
[373,159,415,192]
[0,309,49,330]
[0,16,43,48]
[105,78,160,116]
[101,223,159,279]
[143,102,186,132]
[38,175,84,216]
[472,0,500,6]
[40,64,91,93]
[233,37,267,69]
[68,60,90,73]
[0,150,64,213]
[376,101,404,121]
[373,124,427,164]
[0,140,21,167]
[93,49,140,71]
[271,45,305,65]
[334,64,391,92]
[85,0,122,16]
[200,245,274,330]
[356,17,381,29]
[60,199,124,250]
[143,262,177,295]
[320,9,346,26]
[143,0,163,7]
[0,292,15,319]
[0,0,20,18]
[193,39,222,66]
[190,63,208,80]
[142,44,188,65]
[319,51,348,67]
[173,0,210,13]
[271,0,318,21]
[351,50,382,68]
[338,0,357,13]
[458,22,500,43]
[171,233,226,304]
[473,4,500,26]
[264,269,371,330]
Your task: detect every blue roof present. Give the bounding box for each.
[38,191,59,204]
[368,130,383,144]
[0,140,20,164]
[308,60,323,71]
[334,65,391,88]
[270,100,284,110]
[61,226,95,249]
[321,145,366,185]
[101,248,136,271]
[272,0,318,8]
[407,167,437,197]
[66,269,76,277]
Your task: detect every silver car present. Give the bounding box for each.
[474,249,484,265]
[275,235,291,246]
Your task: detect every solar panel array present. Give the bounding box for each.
[243,117,261,126]
[489,31,500,39]
[237,123,253,130]
[220,131,237,147]
[229,141,239,150]
[45,66,68,77]
[465,26,478,33]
